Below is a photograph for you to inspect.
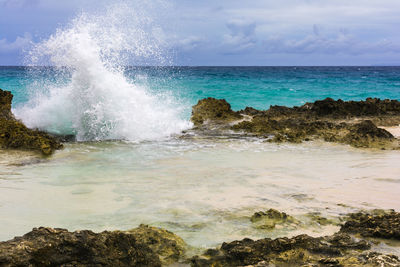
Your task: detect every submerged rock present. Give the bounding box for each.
[251,209,299,230]
[192,97,400,149]
[340,210,400,240]
[306,212,340,226]
[191,97,242,126]
[0,88,62,155]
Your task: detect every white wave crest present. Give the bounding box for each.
[14,2,191,141]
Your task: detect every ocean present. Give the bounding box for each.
[1,66,400,249]
[1,3,400,251]
[3,66,400,111]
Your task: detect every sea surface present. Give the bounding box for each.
[1,66,400,251]
[2,66,400,111]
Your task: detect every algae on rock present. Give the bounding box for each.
[128,224,187,265]
[250,209,299,230]
[191,97,242,126]
[0,225,188,267]
[0,88,62,155]
[191,97,400,149]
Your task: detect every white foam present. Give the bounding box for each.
[14,2,191,141]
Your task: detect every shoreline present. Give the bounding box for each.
[1,209,399,266]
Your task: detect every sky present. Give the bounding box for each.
[1,0,400,66]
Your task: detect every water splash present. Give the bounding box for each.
[14,2,191,141]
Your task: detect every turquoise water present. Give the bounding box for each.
[2,66,400,112]
[1,66,400,250]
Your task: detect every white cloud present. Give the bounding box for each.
[0,33,33,53]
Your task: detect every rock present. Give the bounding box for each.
[306,212,339,226]
[127,224,186,265]
[250,209,299,230]
[190,97,400,149]
[310,97,400,118]
[0,227,162,267]
[0,88,63,155]
[0,225,187,266]
[340,210,400,240]
[190,233,373,267]
[191,98,242,126]
[0,89,13,120]
[342,120,395,148]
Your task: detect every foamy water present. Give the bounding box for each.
[1,139,399,248]
[14,2,190,141]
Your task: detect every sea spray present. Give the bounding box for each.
[14,2,191,141]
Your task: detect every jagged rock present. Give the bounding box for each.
[0,225,187,267]
[0,90,13,120]
[191,97,242,126]
[190,233,373,267]
[127,224,186,265]
[340,210,400,240]
[0,227,161,267]
[0,88,62,155]
[342,120,395,148]
[250,209,299,230]
[191,97,400,149]
[310,97,400,118]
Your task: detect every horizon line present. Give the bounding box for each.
[1,65,400,68]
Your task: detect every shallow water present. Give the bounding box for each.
[1,138,399,249]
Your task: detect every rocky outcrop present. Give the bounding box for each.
[190,233,380,266]
[191,97,400,149]
[0,225,187,267]
[1,211,400,267]
[340,210,400,240]
[191,97,242,126]
[191,210,400,266]
[0,88,62,155]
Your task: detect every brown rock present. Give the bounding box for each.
[0,88,63,155]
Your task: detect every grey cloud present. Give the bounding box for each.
[222,21,257,54]
[263,28,400,55]
[175,36,204,51]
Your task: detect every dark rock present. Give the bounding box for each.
[310,97,400,117]
[221,97,400,149]
[190,233,372,267]
[0,225,187,267]
[342,120,395,148]
[0,227,161,267]
[340,210,400,240]
[0,90,13,120]
[191,98,242,126]
[0,88,63,155]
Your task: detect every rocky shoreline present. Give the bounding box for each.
[190,97,400,149]
[0,210,399,266]
[2,87,400,155]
